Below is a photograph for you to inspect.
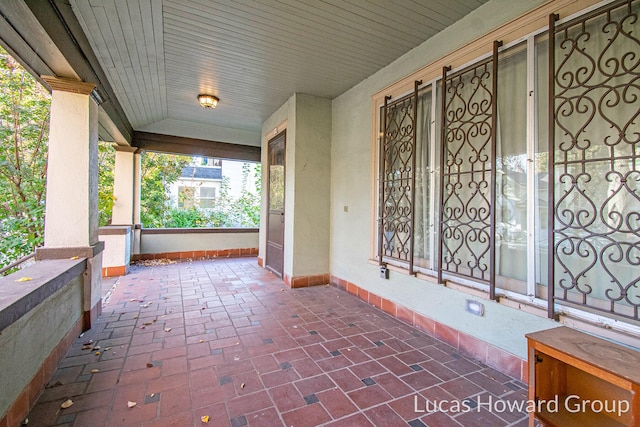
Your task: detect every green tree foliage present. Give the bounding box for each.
[161,161,261,228]
[0,47,50,268]
[164,206,206,228]
[206,164,261,228]
[97,142,115,226]
[140,152,190,227]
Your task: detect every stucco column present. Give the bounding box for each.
[37,76,103,330]
[260,93,332,287]
[111,145,137,224]
[132,150,142,255]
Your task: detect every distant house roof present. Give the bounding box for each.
[181,166,222,180]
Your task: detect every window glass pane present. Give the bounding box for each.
[440,62,494,282]
[535,35,549,299]
[414,87,432,269]
[199,199,214,209]
[550,2,640,319]
[200,187,216,198]
[496,43,528,294]
[380,93,416,263]
[178,186,195,208]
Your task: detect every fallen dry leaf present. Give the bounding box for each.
[95,351,100,355]
[91,369,99,373]
[15,277,33,282]
[60,399,73,409]
[240,383,245,389]
[146,363,154,368]
[199,339,205,343]
[69,256,79,260]
[127,401,137,408]
[143,322,153,326]
[135,258,176,267]
[164,328,172,332]
[201,415,210,423]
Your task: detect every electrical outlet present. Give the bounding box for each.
[465,299,484,316]
[379,265,389,279]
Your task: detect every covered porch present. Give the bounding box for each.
[1,0,639,426]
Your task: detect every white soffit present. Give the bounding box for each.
[71,0,489,134]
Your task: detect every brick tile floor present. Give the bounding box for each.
[26,258,530,426]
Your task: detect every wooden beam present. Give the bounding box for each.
[133,131,261,162]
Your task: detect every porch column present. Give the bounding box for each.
[111,145,137,224]
[132,150,142,255]
[37,76,103,330]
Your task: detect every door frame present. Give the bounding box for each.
[265,130,286,277]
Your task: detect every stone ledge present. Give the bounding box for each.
[35,241,104,260]
[0,259,86,332]
[141,227,258,235]
[98,225,132,235]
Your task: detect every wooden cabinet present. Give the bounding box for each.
[526,327,640,427]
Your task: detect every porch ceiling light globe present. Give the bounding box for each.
[197,94,219,109]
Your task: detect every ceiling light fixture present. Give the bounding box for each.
[197,94,219,109]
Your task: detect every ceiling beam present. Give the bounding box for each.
[133,131,261,162]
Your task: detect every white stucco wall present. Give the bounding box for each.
[330,0,557,359]
[140,231,258,254]
[291,94,332,277]
[99,227,132,267]
[260,94,331,278]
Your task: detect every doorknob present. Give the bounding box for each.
[280,212,285,223]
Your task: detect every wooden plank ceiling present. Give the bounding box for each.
[70,0,488,135]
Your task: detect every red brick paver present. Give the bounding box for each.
[25,258,529,426]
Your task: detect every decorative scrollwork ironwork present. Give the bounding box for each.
[549,0,640,321]
[379,89,418,268]
[439,43,500,293]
